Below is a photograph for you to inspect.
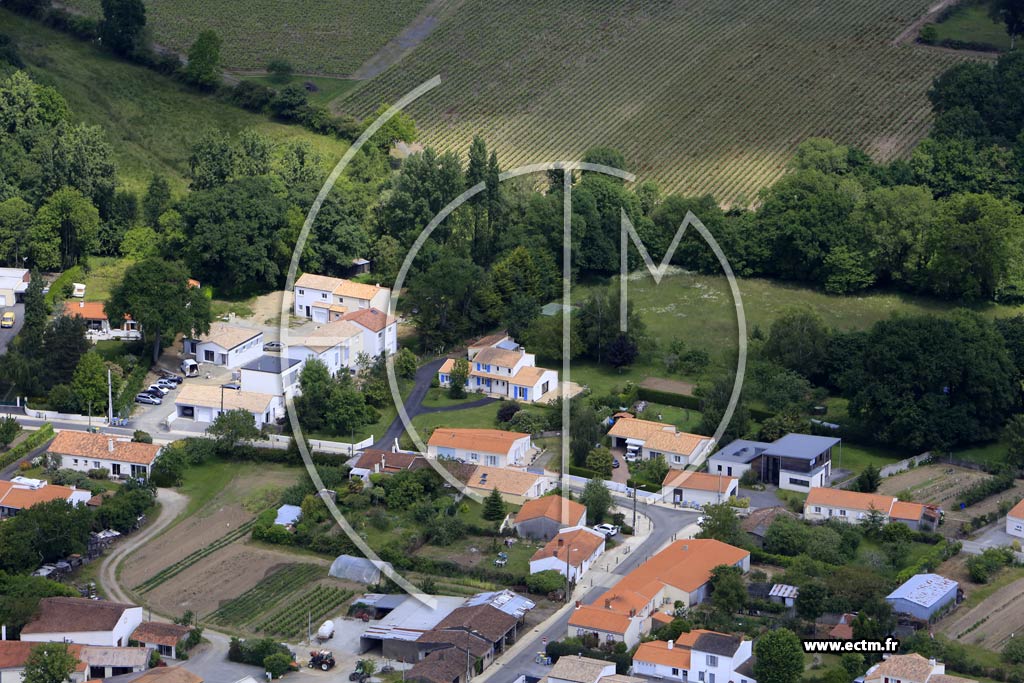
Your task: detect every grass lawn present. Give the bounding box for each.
[400,402,505,448]
[3,10,349,194]
[176,457,246,519]
[952,440,1007,468]
[639,402,703,433]
[94,340,145,364]
[927,1,1012,51]
[421,387,480,409]
[835,442,906,474]
[84,257,134,302]
[210,298,257,320]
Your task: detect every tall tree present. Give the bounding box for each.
[990,0,1024,50]
[22,642,77,683]
[696,503,747,547]
[188,129,234,191]
[709,564,746,616]
[41,314,90,388]
[0,197,32,266]
[185,31,222,89]
[448,358,468,399]
[100,0,147,58]
[763,308,831,380]
[106,258,212,363]
[37,123,116,214]
[234,129,273,177]
[209,409,260,450]
[142,174,171,228]
[180,176,290,296]
[70,351,109,417]
[580,476,612,524]
[753,629,804,683]
[482,487,506,522]
[30,188,99,270]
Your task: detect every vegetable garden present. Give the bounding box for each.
[256,585,355,638]
[134,517,258,593]
[208,563,322,628]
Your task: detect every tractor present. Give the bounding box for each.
[308,650,336,671]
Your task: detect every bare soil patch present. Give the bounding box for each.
[937,577,1024,651]
[640,377,696,396]
[143,543,329,618]
[122,468,299,588]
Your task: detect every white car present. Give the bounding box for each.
[147,384,170,396]
[593,523,619,537]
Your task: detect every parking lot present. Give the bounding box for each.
[0,303,24,354]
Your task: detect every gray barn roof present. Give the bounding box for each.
[762,433,840,460]
[242,355,301,373]
[886,574,958,608]
[710,439,772,463]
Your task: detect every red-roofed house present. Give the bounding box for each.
[341,308,397,356]
[0,477,92,517]
[633,632,755,683]
[47,432,162,479]
[438,336,558,404]
[63,300,140,340]
[568,539,749,647]
[514,495,587,540]
[529,526,606,582]
[427,428,533,467]
[804,488,939,531]
[0,641,89,682]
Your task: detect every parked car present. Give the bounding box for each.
[221,383,241,390]
[141,388,163,398]
[158,372,184,384]
[135,394,162,405]
[156,379,177,389]
[1,311,14,328]
[147,384,170,396]
[612,458,620,469]
[263,341,284,351]
[180,359,199,377]
[593,523,620,537]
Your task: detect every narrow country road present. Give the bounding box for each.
[372,357,495,450]
[98,488,189,606]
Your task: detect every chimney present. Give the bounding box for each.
[575,601,581,609]
[930,659,936,667]
[604,598,612,609]
[79,300,84,308]
[629,609,636,617]
[558,538,564,547]
[381,454,387,470]
[108,439,114,453]
[668,640,674,650]
[2,625,6,640]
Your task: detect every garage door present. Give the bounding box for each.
[0,294,6,306]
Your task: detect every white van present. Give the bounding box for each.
[180,359,200,377]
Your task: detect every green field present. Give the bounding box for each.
[239,75,359,108]
[54,0,434,74]
[925,1,1012,51]
[338,0,963,204]
[1,10,348,193]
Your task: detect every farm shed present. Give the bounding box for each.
[1007,499,1024,538]
[885,574,958,621]
[329,555,393,584]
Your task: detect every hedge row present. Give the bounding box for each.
[895,540,962,584]
[637,386,773,421]
[958,471,1016,508]
[750,548,794,567]
[0,423,54,470]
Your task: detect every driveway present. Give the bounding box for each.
[373,357,495,450]
[962,524,1018,555]
[741,486,785,510]
[0,303,24,354]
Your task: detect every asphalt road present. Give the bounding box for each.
[0,303,24,354]
[373,357,495,450]
[490,494,699,682]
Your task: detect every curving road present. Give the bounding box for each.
[373,357,495,450]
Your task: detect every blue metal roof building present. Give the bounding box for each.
[885,574,958,621]
[762,434,840,460]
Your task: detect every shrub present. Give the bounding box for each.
[132,430,153,443]
[739,469,760,487]
[87,468,109,480]
[228,638,290,667]
[497,402,522,423]
[508,410,546,434]
[958,471,1016,508]
[264,653,292,678]
[526,569,565,595]
[966,547,1014,583]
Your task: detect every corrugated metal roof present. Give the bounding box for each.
[886,573,958,608]
[763,433,840,460]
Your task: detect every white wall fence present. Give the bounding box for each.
[878,452,932,478]
[263,433,374,455]
[561,473,662,501]
[25,407,98,424]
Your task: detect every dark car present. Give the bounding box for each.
[142,388,164,398]
[159,372,184,384]
[612,458,620,469]
[221,383,241,390]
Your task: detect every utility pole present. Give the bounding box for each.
[107,367,114,425]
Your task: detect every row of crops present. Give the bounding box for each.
[339,0,965,205]
[208,564,323,628]
[55,0,441,74]
[135,518,258,593]
[256,585,355,638]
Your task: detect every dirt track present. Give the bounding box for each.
[938,577,1024,651]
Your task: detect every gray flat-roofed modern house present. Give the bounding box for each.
[760,433,840,493]
[240,354,302,398]
[707,439,771,479]
[886,573,959,621]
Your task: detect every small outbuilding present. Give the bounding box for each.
[1007,499,1024,538]
[885,573,958,621]
[274,504,302,527]
[329,555,393,584]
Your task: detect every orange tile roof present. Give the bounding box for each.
[470,332,510,349]
[334,279,385,301]
[132,669,203,683]
[196,322,260,350]
[662,470,737,493]
[891,501,925,521]
[0,481,79,510]
[1009,499,1024,519]
[635,640,692,669]
[48,431,161,466]
[63,300,109,320]
[474,346,524,368]
[530,527,605,565]
[465,466,542,497]
[342,307,395,332]
[295,273,345,292]
[568,604,633,633]
[805,487,896,515]
[428,428,529,455]
[866,654,937,683]
[0,642,86,672]
[187,278,200,288]
[570,540,748,635]
[511,365,550,387]
[438,358,456,374]
[608,417,708,456]
[514,495,586,526]
[132,621,192,646]
[650,611,673,626]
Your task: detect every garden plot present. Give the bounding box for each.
[938,577,1024,652]
[876,464,1024,527]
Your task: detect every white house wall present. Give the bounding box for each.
[195,336,263,369]
[1008,514,1024,538]
[21,608,142,647]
